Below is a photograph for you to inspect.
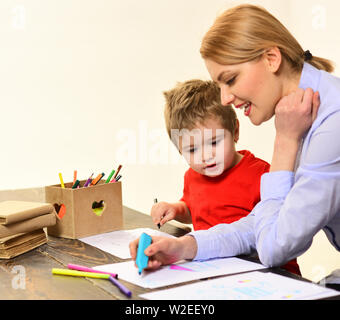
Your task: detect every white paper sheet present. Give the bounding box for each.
[79,228,175,259]
[94,257,266,289]
[139,271,339,300]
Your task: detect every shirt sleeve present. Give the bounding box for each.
[189,214,257,261]
[254,110,340,267]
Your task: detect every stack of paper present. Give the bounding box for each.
[0,201,57,259]
[139,271,339,300]
[0,229,47,259]
[94,257,267,289]
[94,254,339,300]
[86,227,339,300]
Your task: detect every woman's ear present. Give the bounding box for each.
[234,119,240,143]
[263,46,282,73]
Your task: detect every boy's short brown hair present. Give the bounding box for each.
[163,79,237,142]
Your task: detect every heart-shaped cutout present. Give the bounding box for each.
[54,203,66,219]
[92,200,105,216]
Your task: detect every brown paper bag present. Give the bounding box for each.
[0,201,55,225]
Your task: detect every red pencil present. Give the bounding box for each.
[111,165,122,182]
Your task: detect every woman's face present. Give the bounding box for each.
[205,56,283,126]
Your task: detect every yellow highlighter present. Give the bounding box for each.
[59,173,65,188]
[52,268,110,279]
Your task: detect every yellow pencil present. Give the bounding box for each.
[59,173,65,188]
[52,268,110,279]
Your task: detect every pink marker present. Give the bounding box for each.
[170,265,195,272]
[67,263,118,279]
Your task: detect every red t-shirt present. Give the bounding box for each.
[180,150,301,275]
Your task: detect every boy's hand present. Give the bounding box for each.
[129,235,197,270]
[151,201,178,227]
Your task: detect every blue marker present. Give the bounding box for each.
[136,232,152,275]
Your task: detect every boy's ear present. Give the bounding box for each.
[234,119,240,143]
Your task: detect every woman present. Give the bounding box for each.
[129,4,340,276]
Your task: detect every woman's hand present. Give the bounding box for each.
[129,235,197,270]
[270,88,320,172]
[274,88,320,141]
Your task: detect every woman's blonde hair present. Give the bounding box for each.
[200,4,334,73]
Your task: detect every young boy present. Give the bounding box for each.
[151,79,301,275]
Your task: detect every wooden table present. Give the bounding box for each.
[0,206,338,300]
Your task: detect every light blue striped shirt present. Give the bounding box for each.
[190,63,340,267]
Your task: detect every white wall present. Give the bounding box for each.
[0,0,339,280]
[0,0,290,208]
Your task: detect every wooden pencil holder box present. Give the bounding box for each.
[44,180,123,239]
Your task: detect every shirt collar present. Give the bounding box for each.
[298,62,321,92]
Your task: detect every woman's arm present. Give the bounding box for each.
[190,214,257,260]
[255,109,340,267]
[129,214,257,268]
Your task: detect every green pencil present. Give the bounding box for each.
[105,169,116,183]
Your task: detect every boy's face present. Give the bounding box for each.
[177,117,240,177]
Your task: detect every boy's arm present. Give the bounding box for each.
[175,170,192,224]
[172,201,192,224]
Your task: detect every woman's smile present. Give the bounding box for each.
[234,101,252,116]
